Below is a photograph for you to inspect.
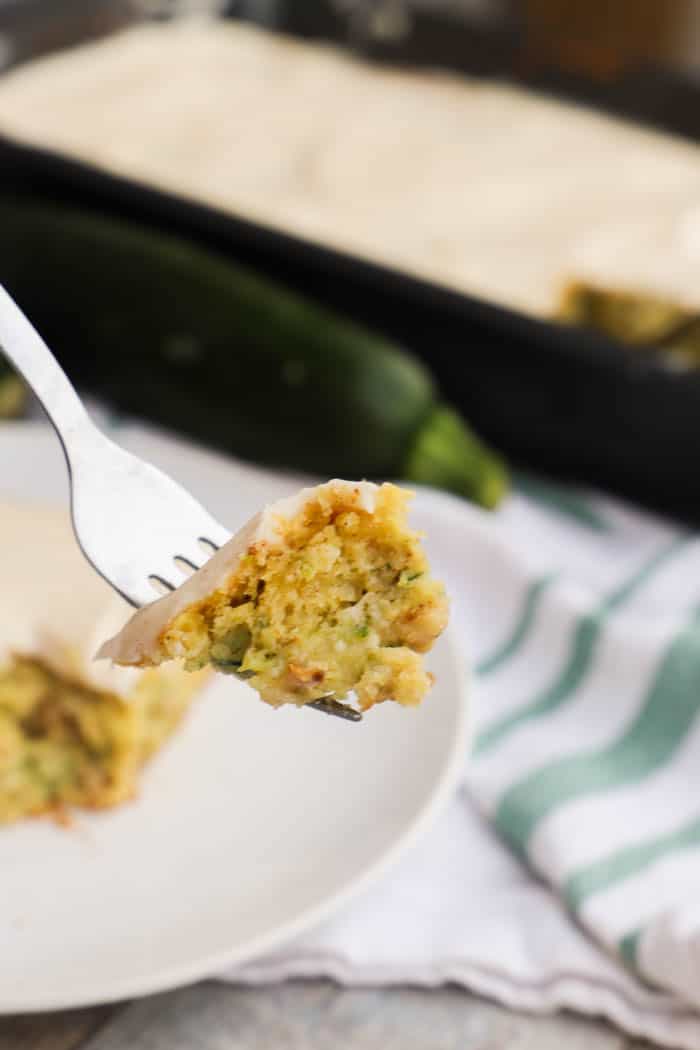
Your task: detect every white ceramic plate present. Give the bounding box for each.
[0,421,469,1013]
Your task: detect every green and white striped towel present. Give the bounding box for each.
[463,483,700,988]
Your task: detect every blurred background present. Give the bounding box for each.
[2,0,700,519]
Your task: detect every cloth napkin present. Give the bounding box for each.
[198,461,700,1049]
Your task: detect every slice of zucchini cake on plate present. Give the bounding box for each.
[0,504,208,823]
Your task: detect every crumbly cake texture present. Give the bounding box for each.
[100,481,449,711]
[0,504,208,824]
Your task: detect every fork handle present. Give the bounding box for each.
[0,283,91,448]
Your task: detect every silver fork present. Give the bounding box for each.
[0,284,361,721]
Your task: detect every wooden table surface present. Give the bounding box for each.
[0,981,656,1050]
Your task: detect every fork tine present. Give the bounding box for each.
[149,575,176,595]
[307,698,363,722]
[199,537,221,552]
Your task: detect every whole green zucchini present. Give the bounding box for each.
[0,354,25,419]
[0,196,507,507]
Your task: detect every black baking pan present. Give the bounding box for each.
[0,133,697,523]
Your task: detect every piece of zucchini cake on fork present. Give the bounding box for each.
[100,481,449,713]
